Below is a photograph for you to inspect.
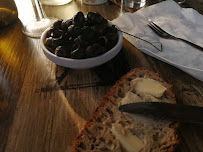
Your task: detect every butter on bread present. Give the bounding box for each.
[72,68,179,152]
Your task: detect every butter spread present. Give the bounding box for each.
[119,92,142,106]
[139,94,160,102]
[111,122,145,152]
[114,78,167,151]
[131,78,166,98]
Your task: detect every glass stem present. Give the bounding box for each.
[32,0,44,20]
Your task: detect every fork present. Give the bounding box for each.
[148,22,203,51]
[120,30,162,52]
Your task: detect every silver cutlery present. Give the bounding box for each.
[148,22,203,51]
[119,102,203,124]
[120,30,163,52]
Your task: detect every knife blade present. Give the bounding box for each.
[118,102,203,124]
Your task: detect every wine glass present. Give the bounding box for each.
[22,0,58,38]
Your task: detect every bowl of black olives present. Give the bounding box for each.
[40,11,123,69]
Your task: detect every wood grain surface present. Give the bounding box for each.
[0,0,203,152]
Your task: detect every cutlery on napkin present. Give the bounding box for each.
[148,22,203,51]
[112,0,203,81]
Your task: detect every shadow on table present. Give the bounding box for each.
[35,49,130,120]
[37,49,130,91]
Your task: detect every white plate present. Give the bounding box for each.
[40,27,123,69]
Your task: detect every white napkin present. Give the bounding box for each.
[112,0,203,81]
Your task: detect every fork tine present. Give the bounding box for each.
[148,23,163,36]
[150,22,169,35]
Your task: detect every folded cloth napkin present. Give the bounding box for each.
[112,0,203,81]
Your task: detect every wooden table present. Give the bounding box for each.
[0,0,203,151]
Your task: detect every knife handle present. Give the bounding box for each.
[177,37,203,51]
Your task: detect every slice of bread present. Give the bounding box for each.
[72,68,179,152]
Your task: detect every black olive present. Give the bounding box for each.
[97,36,107,46]
[52,30,63,38]
[101,18,108,25]
[87,12,105,25]
[73,11,85,27]
[67,25,75,37]
[63,30,74,41]
[71,44,84,59]
[53,35,66,46]
[105,33,118,50]
[81,26,95,41]
[72,26,82,38]
[59,32,68,42]
[45,37,59,52]
[45,37,53,48]
[85,43,106,57]
[87,12,97,25]
[46,28,54,38]
[51,38,59,50]
[92,25,103,35]
[53,19,63,30]
[68,37,74,45]
[74,35,89,47]
[45,37,55,53]
[55,46,68,57]
[101,25,111,35]
[61,19,72,31]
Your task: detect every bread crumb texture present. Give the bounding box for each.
[73,68,179,152]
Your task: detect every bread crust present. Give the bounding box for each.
[72,68,179,152]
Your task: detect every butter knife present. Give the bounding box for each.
[119,102,203,124]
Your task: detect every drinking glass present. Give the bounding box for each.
[22,0,58,38]
[121,0,146,12]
